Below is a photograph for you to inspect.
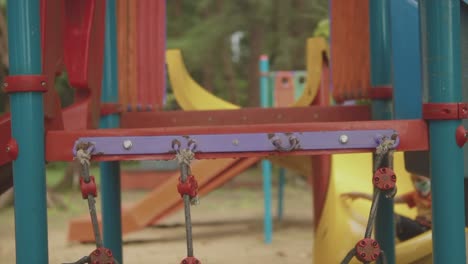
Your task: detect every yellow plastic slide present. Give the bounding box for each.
[166,37,435,263]
[315,152,433,263]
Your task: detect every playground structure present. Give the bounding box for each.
[0,1,467,264]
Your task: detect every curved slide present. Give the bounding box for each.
[68,37,327,241]
[315,152,433,263]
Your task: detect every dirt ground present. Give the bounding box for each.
[0,170,315,264]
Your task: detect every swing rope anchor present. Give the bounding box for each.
[173,139,202,263]
[340,136,398,264]
[64,142,118,264]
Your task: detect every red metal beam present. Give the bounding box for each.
[121,105,371,128]
[46,119,428,162]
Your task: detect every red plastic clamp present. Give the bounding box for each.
[5,138,18,160]
[2,75,48,93]
[180,256,201,264]
[369,86,393,100]
[80,176,97,199]
[177,175,199,198]
[423,102,468,120]
[100,103,122,116]
[373,167,396,191]
[89,247,115,264]
[355,238,381,262]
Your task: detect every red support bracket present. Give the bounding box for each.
[423,103,468,120]
[100,103,122,116]
[2,75,48,93]
[369,86,393,100]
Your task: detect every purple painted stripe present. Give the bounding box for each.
[72,129,399,156]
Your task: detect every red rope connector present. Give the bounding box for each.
[177,175,199,199]
[89,247,115,264]
[80,176,97,199]
[180,256,201,264]
[373,167,396,191]
[355,238,381,262]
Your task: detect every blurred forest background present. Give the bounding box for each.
[0,0,329,113]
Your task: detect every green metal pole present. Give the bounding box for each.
[419,1,466,263]
[100,0,122,262]
[6,0,48,263]
[369,1,395,263]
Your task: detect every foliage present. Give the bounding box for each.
[166,0,329,106]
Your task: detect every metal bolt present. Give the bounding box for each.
[122,140,133,150]
[3,82,7,87]
[232,139,239,146]
[41,81,46,87]
[339,134,348,144]
[6,146,10,152]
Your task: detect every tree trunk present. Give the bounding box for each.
[292,0,306,69]
[247,24,263,107]
[0,187,67,210]
[222,42,238,104]
[51,162,80,192]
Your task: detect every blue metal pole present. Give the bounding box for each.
[6,0,48,263]
[259,55,273,244]
[277,168,286,221]
[369,1,395,263]
[100,0,122,263]
[419,1,465,263]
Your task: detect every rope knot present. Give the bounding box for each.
[74,141,94,167]
[376,137,396,155]
[175,148,195,165]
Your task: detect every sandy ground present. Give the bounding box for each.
[0,172,315,264]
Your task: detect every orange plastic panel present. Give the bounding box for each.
[330,0,371,103]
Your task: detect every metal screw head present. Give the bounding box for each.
[3,82,7,87]
[41,81,46,87]
[339,134,348,144]
[5,146,10,152]
[232,139,239,146]
[122,140,133,150]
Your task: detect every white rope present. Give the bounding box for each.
[74,149,91,167]
[175,148,195,166]
[375,138,396,156]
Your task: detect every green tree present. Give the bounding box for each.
[166,0,328,107]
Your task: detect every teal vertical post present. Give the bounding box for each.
[369,1,395,263]
[419,1,466,263]
[259,55,272,244]
[7,0,48,263]
[277,168,286,221]
[390,0,422,119]
[100,0,122,263]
